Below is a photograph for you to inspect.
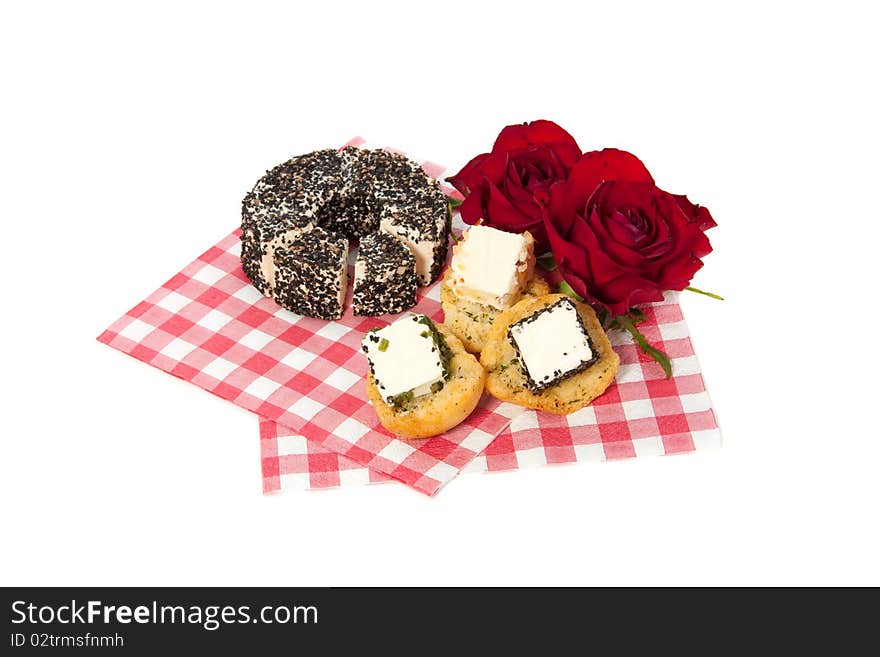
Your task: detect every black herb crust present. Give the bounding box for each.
[507,297,599,393]
[416,315,453,383]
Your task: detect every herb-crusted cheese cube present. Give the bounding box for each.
[449,225,535,309]
[507,298,598,393]
[272,226,348,320]
[272,226,348,319]
[352,231,418,316]
[361,314,447,406]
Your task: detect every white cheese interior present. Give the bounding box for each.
[378,218,436,286]
[361,314,444,401]
[336,260,348,309]
[354,240,411,286]
[450,225,532,309]
[509,301,593,386]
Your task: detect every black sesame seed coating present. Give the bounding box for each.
[241,148,449,318]
[352,232,417,316]
[273,226,347,320]
[507,297,599,393]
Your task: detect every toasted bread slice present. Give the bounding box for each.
[440,269,551,354]
[365,323,486,439]
[480,294,620,415]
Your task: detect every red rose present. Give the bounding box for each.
[447,120,581,252]
[546,149,716,316]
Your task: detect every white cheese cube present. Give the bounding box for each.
[508,298,596,392]
[361,314,445,404]
[449,225,535,309]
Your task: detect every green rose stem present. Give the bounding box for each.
[685,285,724,300]
[557,280,583,301]
[446,195,463,209]
[625,307,647,324]
[446,197,463,242]
[615,314,673,379]
[556,281,672,379]
[557,281,672,379]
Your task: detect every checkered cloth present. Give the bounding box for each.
[261,290,721,491]
[98,139,524,495]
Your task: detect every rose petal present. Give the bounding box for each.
[458,188,484,226]
[657,253,704,291]
[603,209,646,249]
[674,194,718,232]
[447,152,492,196]
[502,173,544,220]
[564,148,655,208]
[493,120,580,156]
[513,147,569,194]
[544,211,592,283]
[594,272,664,316]
[626,285,666,309]
[484,181,545,236]
[548,180,574,235]
[585,186,659,268]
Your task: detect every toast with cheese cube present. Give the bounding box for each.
[441,268,551,354]
[362,314,485,439]
[441,226,550,353]
[480,294,619,414]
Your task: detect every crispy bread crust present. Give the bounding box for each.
[440,269,551,354]
[480,294,620,415]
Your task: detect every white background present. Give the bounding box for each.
[1,1,877,586]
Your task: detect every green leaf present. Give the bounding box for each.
[685,286,724,301]
[627,307,647,325]
[557,280,584,302]
[597,307,609,327]
[536,252,557,271]
[615,315,673,379]
[446,198,462,243]
[445,199,455,240]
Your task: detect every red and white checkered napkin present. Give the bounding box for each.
[98,141,523,496]
[259,291,722,492]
